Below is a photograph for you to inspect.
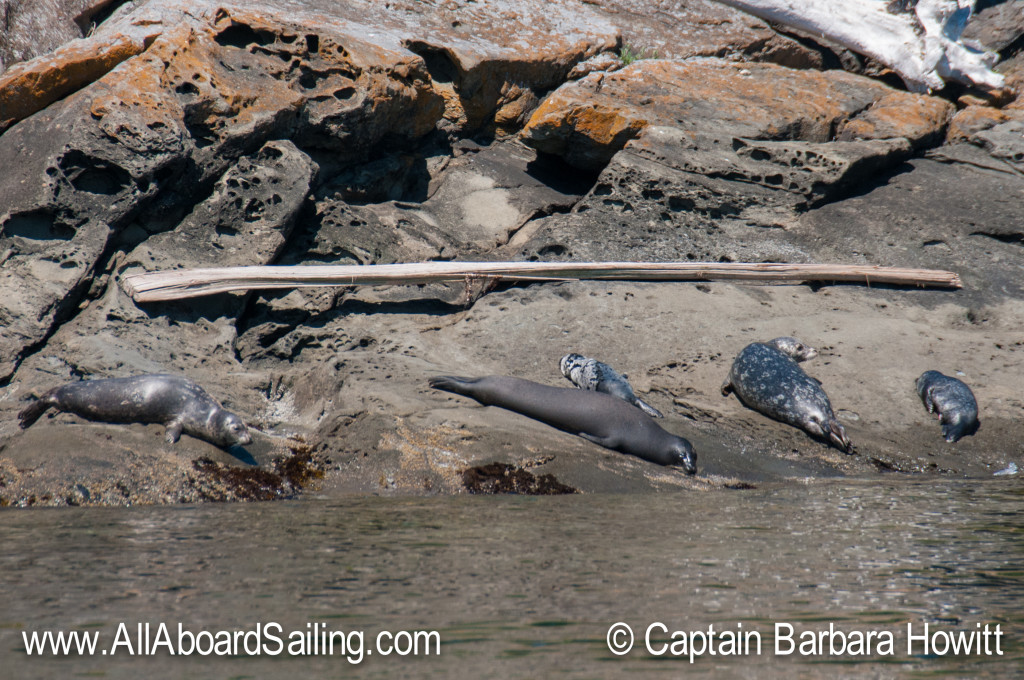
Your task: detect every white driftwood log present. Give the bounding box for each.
[716,0,1004,92]
[120,261,962,303]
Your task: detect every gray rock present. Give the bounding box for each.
[962,0,1024,53]
[972,120,1024,173]
[0,0,102,72]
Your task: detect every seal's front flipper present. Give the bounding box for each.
[165,421,183,444]
[828,419,852,454]
[720,379,733,397]
[578,432,616,450]
[922,389,938,414]
[634,398,663,418]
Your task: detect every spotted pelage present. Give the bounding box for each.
[721,337,851,453]
[916,370,979,442]
[559,353,663,418]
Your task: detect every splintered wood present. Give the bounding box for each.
[120,261,962,303]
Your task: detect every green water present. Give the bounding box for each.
[1,479,1022,678]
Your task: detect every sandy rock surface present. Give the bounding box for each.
[1,0,1022,505]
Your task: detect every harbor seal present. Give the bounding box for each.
[721,338,851,452]
[559,353,662,417]
[18,374,252,449]
[429,375,696,474]
[758,336,818,363]
[916,370,979,442]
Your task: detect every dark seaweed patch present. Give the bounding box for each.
[274,442,327,487]
[462,462,578,495]
[193,457,289,501]
[191,441,329,502]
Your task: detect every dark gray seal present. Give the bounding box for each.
[429,375,696,474]
[559,353,662,418]
[18,374,252,449]
[721,337,851,452]
[916,370,979,442]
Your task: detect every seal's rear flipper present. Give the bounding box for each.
[428,376,481,397]
[942,417,979,443]
[17,399,51,429]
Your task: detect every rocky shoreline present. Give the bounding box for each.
[1,0,1022,506]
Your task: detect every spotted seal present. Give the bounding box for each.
[916,370,979,442]
[429,375,696,474]
[18,374,252,449]
[559,353,662,418]
[721,337,851,452]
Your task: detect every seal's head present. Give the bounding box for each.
[214,410,252,447]
[916,370,944,398]
[801,409,851,453]
[767,337,817,362]
[559,353,586,379]
[668,437,697,475]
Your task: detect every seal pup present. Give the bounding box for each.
[761,336,818,363]
[18,374,252,449]
[721,338,851,453]
[559,353,662,418]
[916,370,979,442]
[429,375,696,474]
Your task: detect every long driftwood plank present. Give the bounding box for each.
[120,261,962,302]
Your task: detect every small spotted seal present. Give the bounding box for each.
[721,337,851,452]
[559,353,662,418]
[18,374,252,448]
[916,370,979,442]
[429,375,696,474]
[759,336,818,363]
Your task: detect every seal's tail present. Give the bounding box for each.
[18,399,51,429]
[428,376,481,397]
[634,398,663,419]
[828,418,852,454]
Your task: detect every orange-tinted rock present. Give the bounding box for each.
[837,92,953,148]
[998,56,1024,113]
[521,58,954,169]
[947,105,1011,143]
[90,0,619,136]
[391,3,618,132]
[493,84,542,137]
[0,33,145,132]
